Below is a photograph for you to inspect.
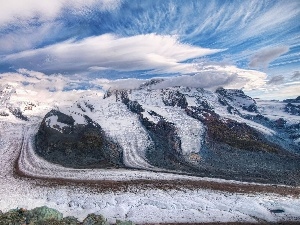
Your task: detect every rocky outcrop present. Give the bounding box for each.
[139,78,164,89]
[185,105,300,185]
[283,96,300,103]
[0,111,9,116]
[0,206,63,225]
[119,94,195,172]
[186,106,280,153]
[8,106,29,121]
[0,207,134,225]
[122,99,144,114]
[285,103,300,115]
[82,214,108,225]
[216,87,258,113]
[35,110,124,169]
[161,89,188,109]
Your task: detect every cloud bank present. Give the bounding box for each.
[3,67,299,100]
[92,64,267,91]
[1,63,267,94]
[0,69,70,92]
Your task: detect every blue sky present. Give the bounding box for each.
[0,0,299,99]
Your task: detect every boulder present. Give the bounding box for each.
[25,206,63,224]
[82,214,108,225]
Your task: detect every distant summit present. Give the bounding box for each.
[283,96,300,103]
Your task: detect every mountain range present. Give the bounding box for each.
[1,80,299,185]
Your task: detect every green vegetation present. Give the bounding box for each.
[0,206,134,225]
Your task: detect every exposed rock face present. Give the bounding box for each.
[119,93,197,172]
[204,116,279,153]
[185,106,284,153]
[122,99,144,114]
[0,111,9,116]
[185,105,300,185]
[120,96,189,171]
[8,107,28,121]
[142,117,190,172]
[283,96,300,103]
[35,110,124,169]
[274,118,287,128]
[161,89,188,108]
[82,214,108,225]
[285,103,300,115]
[287,123,300,144]
[216,87,258,113]
[138,78,164,89]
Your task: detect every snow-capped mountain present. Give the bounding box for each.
[1,82,299,185]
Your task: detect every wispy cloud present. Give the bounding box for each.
[2,34,224,74]
[249,46,289,68]
[241,1,300,39]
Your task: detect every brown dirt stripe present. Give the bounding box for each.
[14,162,300,196]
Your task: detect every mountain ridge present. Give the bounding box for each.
[3,84,294,185]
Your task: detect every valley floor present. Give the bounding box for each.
[0,121,300,224]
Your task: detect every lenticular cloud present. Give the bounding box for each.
[3,34,224,74]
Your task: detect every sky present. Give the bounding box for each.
[0,0,299,100]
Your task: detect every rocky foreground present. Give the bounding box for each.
[0,206,134,225]
[1,206,299,225]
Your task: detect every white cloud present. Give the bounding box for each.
[0,69,105,105]
[92,78,145,90]
[154,65,266,91]
[0,0,122,26]
[3,33,224,74]
[0,69,68,92]
[249,46,289,68]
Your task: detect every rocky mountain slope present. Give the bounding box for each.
[1,82,299,185]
